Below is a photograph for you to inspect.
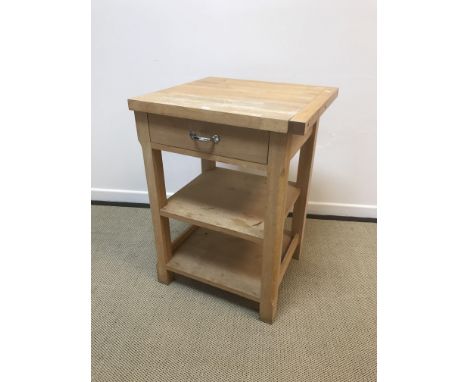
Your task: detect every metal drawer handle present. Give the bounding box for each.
[189,131,221,144]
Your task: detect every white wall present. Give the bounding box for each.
[92,0,376,217]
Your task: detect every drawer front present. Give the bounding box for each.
[148,114,269,164]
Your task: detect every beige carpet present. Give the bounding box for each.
[92,205,376,382]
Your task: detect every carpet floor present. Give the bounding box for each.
[92,205,376,382]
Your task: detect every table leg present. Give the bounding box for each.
[201,159,216,172]
[259,132,290,323]
[135,112,174,284]
[292,121,319,260]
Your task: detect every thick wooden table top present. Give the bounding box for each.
[128,77,338,134]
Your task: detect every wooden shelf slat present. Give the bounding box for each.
[160,168,299,243]
[166,228,292,302]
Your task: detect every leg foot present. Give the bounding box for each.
[157,263,174,285]
[259,301,277,324]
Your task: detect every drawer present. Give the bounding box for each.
[148,114,269,164]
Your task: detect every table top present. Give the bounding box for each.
[128,77,338,134]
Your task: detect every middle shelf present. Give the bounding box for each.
[160,167,300,243]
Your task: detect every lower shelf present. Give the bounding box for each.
[166,227,291,302]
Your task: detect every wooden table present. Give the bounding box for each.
[128,77,338,323]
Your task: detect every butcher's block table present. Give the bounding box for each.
[128,77,337,323]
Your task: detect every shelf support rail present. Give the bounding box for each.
[171,225,199,252]
[279,233,300,283]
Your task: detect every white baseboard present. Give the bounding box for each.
[91,188,377,219]
[91,188,150,204]
[306,201,376,218]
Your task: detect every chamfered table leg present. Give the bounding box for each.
[259,132,290,323]
[135,112,174,284]
[292,121,319,260]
